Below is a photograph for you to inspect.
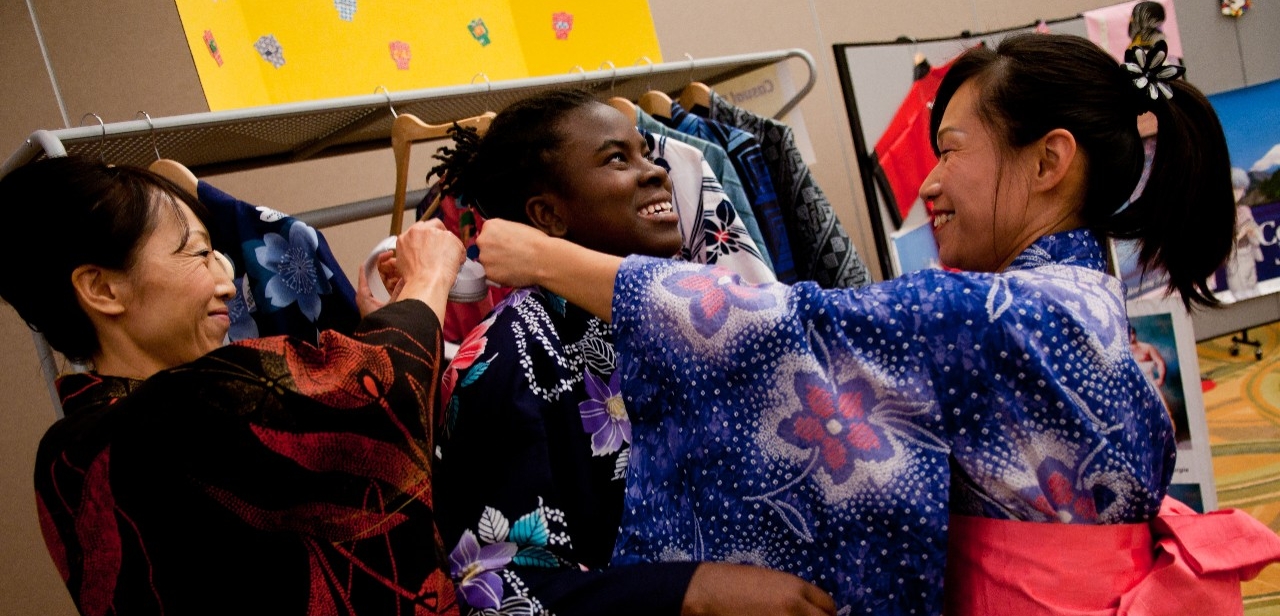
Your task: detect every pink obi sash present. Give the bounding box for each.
[943,497,1280,616]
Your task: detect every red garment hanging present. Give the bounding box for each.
[873,57,955,220]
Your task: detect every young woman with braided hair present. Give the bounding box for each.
[429,89,836,616]
[476,34,1280,615]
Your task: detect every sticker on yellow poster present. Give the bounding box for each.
[174,0,663,111]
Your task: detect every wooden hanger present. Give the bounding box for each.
[607,97,638,125]
[638,90,673,119]
[149,159,198,196]
[678,82,712,112]
[390,111,496,235]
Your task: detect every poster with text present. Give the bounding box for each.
[1207,79,1280,302]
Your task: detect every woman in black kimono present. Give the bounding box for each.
[0,156,462,615]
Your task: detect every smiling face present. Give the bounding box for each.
[116,192,237,373]
[921,80,1046,273]
[533,102,681,258]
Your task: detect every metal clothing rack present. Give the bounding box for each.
[1,48,819,417]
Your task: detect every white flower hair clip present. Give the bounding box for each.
[1123,40,1185,103]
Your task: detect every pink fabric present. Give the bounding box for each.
[944,497,1280,615]
[1082,0,1184,63]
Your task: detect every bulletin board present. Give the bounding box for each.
[174,0,663,111]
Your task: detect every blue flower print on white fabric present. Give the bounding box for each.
[254,221,334,321]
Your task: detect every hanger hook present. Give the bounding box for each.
[470,73,491,92]
[79,112,106,162]
[634,56,654,91]
[135,111,161,160]
[570,65,587,82]
[374,85,397,118]
[683,52,695,84]
[598,60,617,91]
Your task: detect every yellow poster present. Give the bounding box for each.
[175,0,663,111]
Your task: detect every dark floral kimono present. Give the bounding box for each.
[34,300,457,616]
[434,288,698,616]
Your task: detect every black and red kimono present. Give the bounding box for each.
[33,300,457,616]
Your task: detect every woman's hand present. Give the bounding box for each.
[681,563,837,616]
[475,219,552,289]
[389,219,465,322]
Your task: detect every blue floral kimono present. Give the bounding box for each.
[610,230,1175,615]
[198,181,358,343]
[434,288,698,616]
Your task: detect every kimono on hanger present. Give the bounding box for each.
[707,92,870,288]
[198,181,359,343]
[635,109,773,272]
[645,129,775,284]
[661,100,797,283]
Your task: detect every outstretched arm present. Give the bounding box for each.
[477,219,621,322]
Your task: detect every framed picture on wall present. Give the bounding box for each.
[1127,295,1217,511]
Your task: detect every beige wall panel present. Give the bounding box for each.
[0,1,66,150]
[0,312,74,614]
[30,0,208,125]
[0,7,80,615]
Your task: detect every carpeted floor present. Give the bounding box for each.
[1198,324,1280,614]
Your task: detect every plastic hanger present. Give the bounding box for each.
[607,97,638,125]
[638,90,673,119]
[390,111,496,235]
[678,82,712,112]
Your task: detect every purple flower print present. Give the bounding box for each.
[662,266,777,338]
[778,370,894,484]
[578,370,631,455]
[448,530,517,610]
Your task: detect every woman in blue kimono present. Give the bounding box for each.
[431,89,836,616]
[473,35,1278,615]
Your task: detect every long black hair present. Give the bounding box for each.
[931,33,1234,308]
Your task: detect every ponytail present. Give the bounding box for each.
[1122,79,1235,308]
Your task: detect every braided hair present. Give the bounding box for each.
[428,88,598,223]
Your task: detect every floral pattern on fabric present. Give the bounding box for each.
[255,222,334,321]
[198,181,359,344]
[610,229,1175,615]
[435,288,685,615]
[35,301,457,615]
[643,129,775,284]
